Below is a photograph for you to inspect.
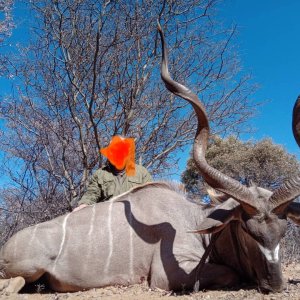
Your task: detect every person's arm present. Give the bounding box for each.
[141,166,152,184]
[74,171,102,211]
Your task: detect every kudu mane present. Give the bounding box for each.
[113,181,203,206]
[109,182,177,202]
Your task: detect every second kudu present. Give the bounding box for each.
[0,24,300,294]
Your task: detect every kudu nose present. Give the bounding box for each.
[259,279,286,293]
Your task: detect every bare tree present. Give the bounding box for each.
[0,0,14,75]
[0,0,13,41]
[0,0,258,240]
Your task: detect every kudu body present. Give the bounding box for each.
[1,24,300,293]
[0,185,235,292]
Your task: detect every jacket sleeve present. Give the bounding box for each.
[140,166,153,184]
[77,171,102,205]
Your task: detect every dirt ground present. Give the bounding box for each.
[1,263,300,300]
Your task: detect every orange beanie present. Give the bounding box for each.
[100,136,136,176]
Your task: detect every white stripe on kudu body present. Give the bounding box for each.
[53,214,70,272]
[128,196,134,278]
[104,200,114,274]
[12,231,18,259]
[27,224,38,255]
[83,205,96,275]
[258,243,280,263]
[88,205,96,238]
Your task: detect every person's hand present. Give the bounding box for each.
[73,204,88,212]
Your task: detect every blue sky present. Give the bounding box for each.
[220,0,300,155]
[175,0,300,179]
[1,1,300,181]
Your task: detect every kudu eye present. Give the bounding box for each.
[275,212,287,220]
[241,210,252,222]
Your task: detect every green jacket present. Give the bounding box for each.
[78,164,152,205]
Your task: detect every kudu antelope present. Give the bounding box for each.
[0,24,300,294]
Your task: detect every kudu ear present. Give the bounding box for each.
[192,199,240,234]
[286,202,300,225]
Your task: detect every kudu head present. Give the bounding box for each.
[158,23,300,292]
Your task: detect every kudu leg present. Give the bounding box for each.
[2,259,45,282]
[0,245,47,288]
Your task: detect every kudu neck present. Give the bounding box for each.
[209,222,254,282]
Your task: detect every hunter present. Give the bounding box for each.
[73,136,152,211]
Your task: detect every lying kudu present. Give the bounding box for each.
[0,24,300,294]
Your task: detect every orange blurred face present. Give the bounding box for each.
[100,136,134,171]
